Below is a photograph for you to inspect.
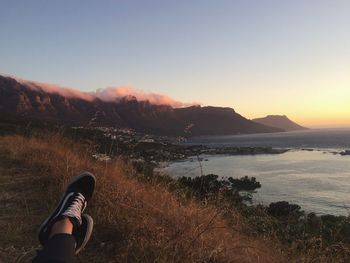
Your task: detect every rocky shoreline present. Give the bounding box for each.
[340,150,350,156]
[132,142,290,163]
[67,126,290,163]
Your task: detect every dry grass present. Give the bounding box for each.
[0,134,284,263]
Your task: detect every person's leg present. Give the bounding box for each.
[32,215,94,263]
[32,218,76,262]
[50,218,74,238]
[33,234,76,262]
[32,172,95,263]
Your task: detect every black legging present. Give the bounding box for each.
[32,234,76,263]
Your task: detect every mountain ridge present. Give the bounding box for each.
[252,115,308,131]
[0,75,283,136]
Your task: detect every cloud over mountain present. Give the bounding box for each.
[16,77,196,108]
[94,86,195,108]
[0,74,283,136]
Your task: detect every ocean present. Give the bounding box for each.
[161,128,350,215]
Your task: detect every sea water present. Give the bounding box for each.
[162,128,350,215]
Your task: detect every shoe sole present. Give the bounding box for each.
[38,171,96,245]
[76,214,94,255]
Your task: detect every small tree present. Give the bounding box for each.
[177,174,261,203]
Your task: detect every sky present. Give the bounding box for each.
[1,0,349,128]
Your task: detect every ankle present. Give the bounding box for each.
[49,218,73,238]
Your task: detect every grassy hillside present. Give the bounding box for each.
[0,135,283,263]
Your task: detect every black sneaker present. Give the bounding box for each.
[38,171,96,245]
[75,214,94,255]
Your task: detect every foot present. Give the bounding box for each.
[38,171,96,245]
[75,214,94,255]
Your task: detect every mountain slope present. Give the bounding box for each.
[0,75,283,136]
[252,115,308,131]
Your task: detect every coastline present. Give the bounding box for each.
[158,149,350,216]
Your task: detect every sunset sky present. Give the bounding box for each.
[1,1,349,128]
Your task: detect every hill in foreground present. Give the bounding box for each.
[0,135,282,263]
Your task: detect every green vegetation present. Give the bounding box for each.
[177,174,261,203]
[110,157,350,262]
[1,132,350,262]
[175,173,350,262]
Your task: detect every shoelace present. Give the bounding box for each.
[62,192,86,225]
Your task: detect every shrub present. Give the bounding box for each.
[177,174,261,203]
[268,201,303,218]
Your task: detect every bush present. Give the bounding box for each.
[177,174,222,198]
[268,201,303,218]
[228,176,261,191]
[177,174,261,203]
